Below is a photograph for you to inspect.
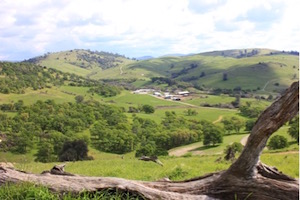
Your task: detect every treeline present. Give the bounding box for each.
[25,49,131,70]
[0,99,127,161]
[150,77,193,89]
[0,100,224,162]
[91,110,223,157]
[0,62,122,96]
[88,84,121,97]
[77,50,126,69]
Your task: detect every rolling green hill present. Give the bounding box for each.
[26,49,136,77]
[125,50,298,92]
[26,48,299,93]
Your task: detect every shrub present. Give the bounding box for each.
[203,125,223,146]
[288,117,299,144]
[268,135,289,150]
[167,166,188,180]
[135,143,156,157]
[59,140,92,161]
[224,142,243,161]
[142,104,155,114]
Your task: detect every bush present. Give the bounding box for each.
[245,119,256,132]
[35,142,57,163]
[142,104,155,114]
[167,166,188,180]
[135,142,156,157]
[268,135,289,150]
[75,95,84,103]
[203,125,223,146]
[59,140,92,161]
[224,142,243,161]
[288,116,299,144]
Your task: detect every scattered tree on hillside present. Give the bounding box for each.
[224,142,243,161]
[221,118,234,134]
[222,72,228,81]
[185,109,198,116]
[231,95,241,108]
[288,116,299,144]
[142,104,155,114]
[222,117,245,134]
[245,118,256,132]
[75,95,84,103]
[59,140,92,161]
[202,121,223,146]
[239,102,263,118]
[268,135,289,150]
[200,71,206,77]
[35,142,56,163]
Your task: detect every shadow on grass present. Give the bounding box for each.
[191,145,220,151]
[288,141,298,146]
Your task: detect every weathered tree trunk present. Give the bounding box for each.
[0,82,299,200]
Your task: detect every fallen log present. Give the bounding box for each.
[0,82,298,200]
[139,155,164,166]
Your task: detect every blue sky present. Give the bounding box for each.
[0,0,299,60]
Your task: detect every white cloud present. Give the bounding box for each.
[0,0,299,60]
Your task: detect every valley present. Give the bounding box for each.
[0,48,298,199]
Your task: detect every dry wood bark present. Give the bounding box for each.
[0,82,299,200]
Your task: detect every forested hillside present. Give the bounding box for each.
[0,62,121,96]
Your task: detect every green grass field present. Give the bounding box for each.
[0,80,298,182]
[1,147,296,181]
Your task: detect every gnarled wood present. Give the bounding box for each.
[225,81,299,179]
[0,82,298,200]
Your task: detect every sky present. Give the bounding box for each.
[0,0,299,61]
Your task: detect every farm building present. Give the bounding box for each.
[177,91,190,96]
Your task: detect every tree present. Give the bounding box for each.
[221,118,234,134]
[231,95,240,108]
[231,117,245,133]
[222,117,245,134]
[268,135,289,150]
[267,94,273,101]
[245,119,256,131]
[224,142,243,161]
[35,141,57,163]
[223,72,228,81]
[142,104,155,114]
[135,141,156,157]
[288,116,299,143]
[59,140,91,161]
[185,109,198,116]
[75,95,84,103]
[203,125,223,146]
[0,82,299,200]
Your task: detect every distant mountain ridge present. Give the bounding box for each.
[136,56,154,61]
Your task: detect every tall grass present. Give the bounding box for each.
[0,183,144,200]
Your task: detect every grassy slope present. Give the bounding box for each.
[37,51,91,76]
[115,52,298,92]
[36,50,135,78]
